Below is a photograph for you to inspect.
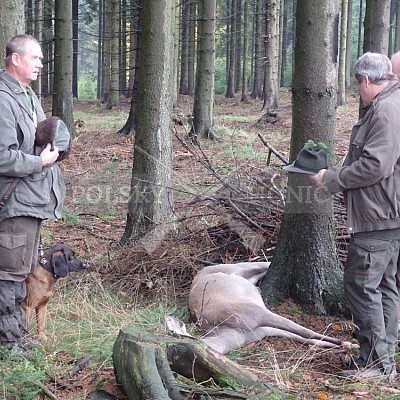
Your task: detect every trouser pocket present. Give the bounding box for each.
[0,233,28,280]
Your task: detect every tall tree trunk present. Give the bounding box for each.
[120,0,128,97]
[120,0,174,247]
[72,0,78,98]
[261,0,346,316]
[179,0,191,95]
[234,0,242,93]
[262,0,280,111]
[53,0,76,138]
[337,0,348,106]
[32,0,43,96]
[363,0,391,53]
[357,0,364,57]
[0,0,25,69]
[280,0,294,87]
[170,0,180,107]
[389,0,397,56]
[225,0,230,81]
[188,0,196,95]
[241,0,249,101]
[105,0,120,109]
[251,0,264,99]
[97,0,104,99]
[345,0,353,89]
[127,0,140,99]
[103,0,112,105]
[189,0,216,140]
[118,0,142,135]
[41,0,54,97]
[395,0,400,51]
[26,0,34,34]
[225,0,237,98]
[278,0,285,88]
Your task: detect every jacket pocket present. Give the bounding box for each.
[0,233,27,273]
[14,170,51,206]
[350,138,363,161]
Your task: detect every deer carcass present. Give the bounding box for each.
[188,262,354,354]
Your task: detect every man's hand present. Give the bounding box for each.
[309,169,326,188]
[40,143,59,166]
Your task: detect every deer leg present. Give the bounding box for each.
[259,309,342,346]
[202,327,249,354]
[254,326,340,348]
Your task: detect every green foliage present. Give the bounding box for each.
[214,374,241,388]
[305,139,337,160]
[304,139,330,152]
[0,347,50,400]
[220,144,266,160]
[221,115,250,123]
[78,74,97,100]
[288,307,298,317]
[214,125,248,136]
[281,47,294,88]
[215,57,226,95]
[61,208,81,225]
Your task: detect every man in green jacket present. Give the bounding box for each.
[0,34,69,352]
[311,52,400,381]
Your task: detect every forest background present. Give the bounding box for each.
[0,0,399,399]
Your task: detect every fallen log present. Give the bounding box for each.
[113,326,278,400]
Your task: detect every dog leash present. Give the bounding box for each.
[38,239,45,258]
[0,178,20,210]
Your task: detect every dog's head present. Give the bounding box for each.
[42,244,86,278]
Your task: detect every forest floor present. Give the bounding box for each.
[20,91,400,400]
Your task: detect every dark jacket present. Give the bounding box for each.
[0,71,69,222]
[323,79,400,233]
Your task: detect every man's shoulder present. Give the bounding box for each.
[375,87,400,112]
[0,71,19,93]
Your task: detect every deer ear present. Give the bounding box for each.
[52,250,69,277]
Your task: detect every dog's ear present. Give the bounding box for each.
[51,250,69,278]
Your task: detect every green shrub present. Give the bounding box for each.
[215,57,226,95]
[78,74,97,100]
[0,347,50,400]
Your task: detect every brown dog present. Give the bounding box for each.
[22,244,85,342]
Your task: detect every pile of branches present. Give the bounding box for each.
[106,133,349,297]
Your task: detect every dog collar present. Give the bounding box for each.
[39,256,59,279]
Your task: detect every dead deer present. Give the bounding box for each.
[188,262,354,354]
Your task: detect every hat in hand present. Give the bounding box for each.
[282,144,329,175]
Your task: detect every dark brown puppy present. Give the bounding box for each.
[22,244,85,342]
[35,116,71,161]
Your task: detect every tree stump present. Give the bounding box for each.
[113,327,276,400]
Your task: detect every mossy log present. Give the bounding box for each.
[113,327,269,400]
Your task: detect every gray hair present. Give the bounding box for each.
[5,34,39,67]
[354,52,395,84]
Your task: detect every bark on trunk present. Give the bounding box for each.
[261,0,346,316]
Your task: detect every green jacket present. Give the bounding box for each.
[0,71,69,221]
[323,79,400,233]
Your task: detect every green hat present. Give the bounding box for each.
[282,146,329,175]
